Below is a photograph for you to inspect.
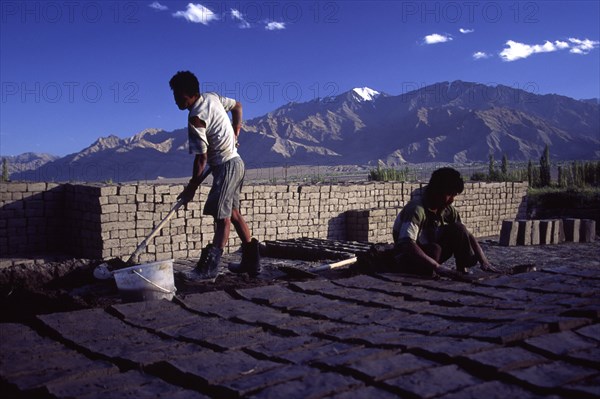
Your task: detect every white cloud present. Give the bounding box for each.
[473,51,490,60]
[423,33,452,44]
[149,1,168,11]
[231,8,251,28]
[500,38,599,61]
[265,21,286,31]
[459,28,474,34]
[173,3,218,25]
[149,2,168,11]
[500,40,567,61]
[568,38,600,54]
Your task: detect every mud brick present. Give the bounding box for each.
[517,220,532,245]
[380,313,455,335]
[101,204,118,214]
[530,220,540,245]
[566,346,600,366]
[507,360,597,389]
[274,316,346,337]
[37,309,198,367]
[250,371,363,399]
[205,328,279,351]
[162,350,280,387]
[499,220,518,246]
[383,364,481,398]
[312,346,394,369]
[439,380,548,399]
[561,303,600,319]
[399,336,495,359]
[278,341,357,365]
[575,324,600,342]
[528,315,590,332]
[326,386,399,399]
[563,218,581,242]
[179,290,240,313]
[460,346,549,375]
[340,307,410,325]
[7,183,27,192]
[245,335,323,361]
[579,219,596,242]
[436,321,501,338]
[0,323,118,393]
[524,331,597,358]
[163,317,264,345]
[472,322,551,344]
[539,220,553,244]
[346,351,437,382]
[563,375,600,398]
[196,298,291,326]
[45,370,209,399]
[221,365,315,397]
[110,300,199,331]
[235,285,297,305]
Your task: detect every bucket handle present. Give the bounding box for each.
[132,270,176,294]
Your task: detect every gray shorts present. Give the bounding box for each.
[203,157,245,219]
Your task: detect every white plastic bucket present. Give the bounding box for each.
[113,259,176,301]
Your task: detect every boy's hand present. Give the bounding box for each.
[177,183,197,205]
[480,262,500,273]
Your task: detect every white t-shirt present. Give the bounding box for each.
[187,92,239,166]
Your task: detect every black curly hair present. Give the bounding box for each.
[169,71,200,96]
[427,167,464,195]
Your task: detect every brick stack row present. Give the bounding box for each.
[1,180,529,261]
[499,218,596,246]
[0,182,64,256]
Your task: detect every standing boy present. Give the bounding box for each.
[169,71,260,279]
[392,167,497,276]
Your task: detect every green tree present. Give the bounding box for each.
[501,154,508,176]
[488,153,496,180]
[1,158,8,182]
[527,159,533,186]
[539,145,551,187]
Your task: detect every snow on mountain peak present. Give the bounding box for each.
[352,87,380,102]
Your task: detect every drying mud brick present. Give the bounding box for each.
[517,220,533,245]
[563,218,581,242]
[539,220,553,244]
[383,364,482,398]
[579,219,596,242]
[530,220,540,245]
[499,220,518,246]
[3,241,600,398]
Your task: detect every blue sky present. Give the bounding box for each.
[1,0,599,156]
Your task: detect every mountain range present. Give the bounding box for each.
[7,80,600,182]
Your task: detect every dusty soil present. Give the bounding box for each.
[1,237,598,324]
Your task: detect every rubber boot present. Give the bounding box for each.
[228,238,261,277]
[195,244,223,280]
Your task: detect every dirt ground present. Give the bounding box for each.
[1,237,598,324]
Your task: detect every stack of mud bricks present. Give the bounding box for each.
[0,182,63,256]
[1,180,528,261]
[96,184,214,263]
[499,218,596,246]
[346,207,403,243]
[454,182,528,238]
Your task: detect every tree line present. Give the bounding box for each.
[471,145,600,188]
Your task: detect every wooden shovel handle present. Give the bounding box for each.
[308,257,358,273]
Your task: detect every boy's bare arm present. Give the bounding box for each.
[231,101,243,140]
[468,232,498,272]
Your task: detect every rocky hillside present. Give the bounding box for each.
[10,81,600,182]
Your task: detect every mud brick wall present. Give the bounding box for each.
[1,181,528,261]
[0,182,65,256]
